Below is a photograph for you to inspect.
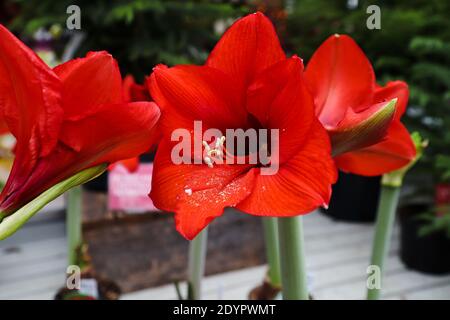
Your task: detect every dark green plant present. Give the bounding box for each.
[6,0,249,81]
[417,208,450,238]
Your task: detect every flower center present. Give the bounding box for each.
[202,136,226,168]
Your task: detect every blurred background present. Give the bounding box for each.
[0,0,448,300]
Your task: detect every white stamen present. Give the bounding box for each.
[202,141,211,152]
[215,136,226,148]
[184,188,193,196]
[204,156,214,168]
[202,136,226,168]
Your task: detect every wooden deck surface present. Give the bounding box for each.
[1,200,449,300]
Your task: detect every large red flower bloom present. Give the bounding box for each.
[0,25,160,215]
[149,13,337,239]
[305,34,416,176]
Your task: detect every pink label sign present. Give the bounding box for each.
[108,163,157,213]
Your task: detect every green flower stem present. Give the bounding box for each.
[187,227,208,300]
[278,216,308,300]
[367,185,401,300]
[367,132,427,300]
[67,186,82,266]
[0,165,107,241]
[263,217,282,287]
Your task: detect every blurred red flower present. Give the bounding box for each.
[305,34,416,176]
[108,75,155,173]
[122,74,152,103]
[0,25,160,215]
[149,13,337,239]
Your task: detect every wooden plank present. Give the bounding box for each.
[382,269,450,298]
[121,213,402,300]
[395,282,450,300]
[313,259,450,300]
[0,254,66,285]
[17,289,59,300]
[0,221,65,247]
[0,238,66,268]
[2,204,447,300]
[84,207,266,292]
[311,254,404,291]
[0,272,65,299]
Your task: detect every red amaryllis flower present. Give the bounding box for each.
[123,74,152,102]
[305,34,416,176]
[109,157,140,173]
[149,13,337,239]
[108,75,155,173]
[0,25,160,216]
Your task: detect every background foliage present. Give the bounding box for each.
[3,0,249,80]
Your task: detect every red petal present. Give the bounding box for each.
[237,120,337,215]
[54,51,122,120]
[206,12,285,92]
[150,142,256,240]
[373,81,409,120]
[334,121,416,176]
[122,74,136,102]
[305,34,375,127]
[149,64,247,134]
[0,118,8,134]
[59,101,160,164]
[247,56,315,164]
[0,25,62,201]
[109,157,140,172]
[0,102,160,214]
[122,74,151,102]
[0,25,62,157]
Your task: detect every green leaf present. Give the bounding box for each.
[0,164,107,241]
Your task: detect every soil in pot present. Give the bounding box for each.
[399,204,450,275]
[322,171,381,222]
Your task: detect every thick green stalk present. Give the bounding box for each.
[0,165,106,241]
[67,186,82,266]
[367,132,427,300]
[263,218,281,287]
[278,216,308,300]
[367,185,400,300]
[187,227,208,300]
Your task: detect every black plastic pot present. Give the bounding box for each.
[322,171,381,222]
[399,204,450,275]
[83,171,108,192]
